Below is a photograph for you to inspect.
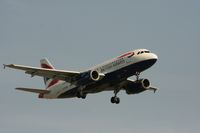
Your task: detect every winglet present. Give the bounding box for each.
[3,64,15,69]
[152,87,158,93]
[147,87,158,93]
[3,64,6,69]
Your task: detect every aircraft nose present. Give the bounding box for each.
[151,53,158,65]
[152,53,158,61]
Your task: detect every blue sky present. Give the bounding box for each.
[1,0,200,133]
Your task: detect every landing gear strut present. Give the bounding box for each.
[77,86,87,99]
[111,88,120,104]
[136,72,140,81]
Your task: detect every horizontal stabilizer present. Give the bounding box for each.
[16,88,50,94]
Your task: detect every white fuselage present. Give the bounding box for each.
[43,49,158,99]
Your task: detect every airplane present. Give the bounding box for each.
[4,49,158,104]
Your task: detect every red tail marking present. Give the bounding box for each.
[41,64,53,69]
[41,63,59,88]
[47,79,59,88]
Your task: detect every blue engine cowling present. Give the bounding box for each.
[76,70,102,85]
[125,79,151,94]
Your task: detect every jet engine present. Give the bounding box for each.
[125,79,151,94]
[90,70,101,81]
[76,70,104,85]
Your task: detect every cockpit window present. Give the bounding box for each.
[137,50,150,55]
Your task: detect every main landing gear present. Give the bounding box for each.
[111,96,120,104]
[77,86,87,99]
[77,92,86,99]
[111,89,120,104]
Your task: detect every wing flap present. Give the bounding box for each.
[16,87,50,94]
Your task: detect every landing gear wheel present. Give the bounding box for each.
[111,97,115,104]
[115,97,120,104]
[77,92,87,99]
[77,92,81,98]
[110,96,120,104]
[81,94,87,99]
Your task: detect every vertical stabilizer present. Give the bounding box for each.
[40,58,59,89]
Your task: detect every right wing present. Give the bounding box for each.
[121,79,158,93]
[4,64,80,82]
[16,87,50,94]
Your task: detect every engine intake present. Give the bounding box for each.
[141,79,150,88]
[90,70,100,81]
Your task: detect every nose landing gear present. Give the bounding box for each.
[136,72,140,81]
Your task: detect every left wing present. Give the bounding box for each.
[4,64,80,82]
[16,87,50,94]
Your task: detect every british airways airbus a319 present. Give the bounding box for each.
[4,49,158,104]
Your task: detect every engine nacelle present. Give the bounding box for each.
[76,70,104,85]
[140,78,151,89]
[90,70,100,81]
[125,79,151,95]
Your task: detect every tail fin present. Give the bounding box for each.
[40,58,59,89]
